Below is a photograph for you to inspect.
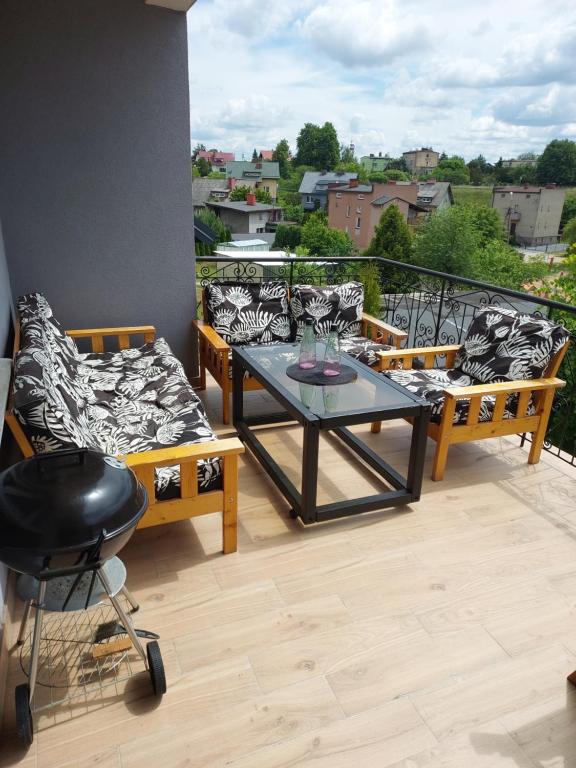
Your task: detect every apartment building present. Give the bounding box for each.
[491,185,565,246]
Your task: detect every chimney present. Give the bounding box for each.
[228,177,236,190]
[348,177,359,188]
[246,192,256,205]
[378,151,382,157]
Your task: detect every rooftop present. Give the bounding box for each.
[226,161,280,181]
[206,200,278,213]
[4,373,576,765]
[299,171,358,195]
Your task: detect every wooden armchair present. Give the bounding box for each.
[6,322,244,554]
[372,335,569,482]
[194,289,407,425]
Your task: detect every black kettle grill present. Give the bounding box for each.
[0,448,166,746]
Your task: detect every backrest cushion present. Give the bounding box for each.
[291,282,364,339]
[455,306,570,383]
[18,292,80,365]
[204,281,291,344]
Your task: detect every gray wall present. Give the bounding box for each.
[0,220,13,624]
[0,0,197,373]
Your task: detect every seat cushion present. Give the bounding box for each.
[18,292,81,366]
[385,367,532,425]
[455,306,570,383]
[291,282,364,339]
[339,335,392,367]
[204,281,291,344]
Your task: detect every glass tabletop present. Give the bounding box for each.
[234,342,424,421]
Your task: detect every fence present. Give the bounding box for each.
[196,255,576,466]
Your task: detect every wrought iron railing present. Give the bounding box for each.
[196,255,576,466]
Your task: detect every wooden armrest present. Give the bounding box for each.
[378,345,461,370]
[67,326,156,339]
[362,313,408,344]
[193,320,231,353]
[123,438,244,469]
[444,377,566,400]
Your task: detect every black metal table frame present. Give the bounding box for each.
[232,347,431,524]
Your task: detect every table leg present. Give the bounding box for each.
[406,406,430,501]
[232,351,244,427]
[301,421,319,524]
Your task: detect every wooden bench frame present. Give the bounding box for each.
[371,342,569,482]
[5,323,244,554]
[193,290,408,425]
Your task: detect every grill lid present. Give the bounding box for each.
[0,448,147,553]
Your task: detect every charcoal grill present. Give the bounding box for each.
[0,448,166,746]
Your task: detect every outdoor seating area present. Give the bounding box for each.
[3,369,576,766]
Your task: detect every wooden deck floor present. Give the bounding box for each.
[2,379,576,767]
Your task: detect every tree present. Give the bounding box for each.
[340,143,356,164]
[251,148,258,162]
[294,121,340,170]
[363,205,412,263]
[537,139,576,185]
[468,205,506,247]
[563,217,576,246]
[385,169,410,181]
[467,155,491,185]
[272,139,291,179]
[196,207,231,249]
[195,157,211,177]
[435,155,470,185]
[470,239,546,290]
[192,142,206,161]
[414,205,480,275]
[561,191,576,232]
[386,156,409,173]
[300,214,355,258]
[229,184,272,204]
[272,224,301,250]
[282,203,305,224]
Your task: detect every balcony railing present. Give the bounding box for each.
[196,255,576,467]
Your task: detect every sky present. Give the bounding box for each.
[186,0,576,164]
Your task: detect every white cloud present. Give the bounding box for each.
[301,0,429,68]
[186,0,576,162]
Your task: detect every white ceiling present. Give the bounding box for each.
[145,0,196,11]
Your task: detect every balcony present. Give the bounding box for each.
[2,257,576,767]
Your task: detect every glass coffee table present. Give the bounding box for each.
[232,342,430,525]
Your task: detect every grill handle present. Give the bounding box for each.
[37,447,87,474]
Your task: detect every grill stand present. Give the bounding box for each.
[14,559,165,747]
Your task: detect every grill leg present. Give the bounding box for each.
[17,600,33,646]
[28,581,47,707]
[98,568,147,665]
[120,585,139,613]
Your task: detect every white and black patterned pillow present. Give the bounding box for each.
[204,281,291,345]
[455,306,570,383]
[290,282,364,339]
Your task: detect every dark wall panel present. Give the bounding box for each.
[0,0,197,372]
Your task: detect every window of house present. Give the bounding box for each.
[344,225,349,234]
[526,194,531,198]
[306,194,312,202]
[358,194,364,200]
[336,192,342,198]
[500,193,506,198]
[346,205,350,217]
[256,227,265,233]
[356,206,362,214]
[355,217,361,229]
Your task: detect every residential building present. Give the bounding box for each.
[327,180,423,249]
[402,147,439,176]
[226,161,280,201]
[258,150,274,161]
[192,178,229,210]
[502,157,539,168]
[206,198,282,235]
[417,180,454,212]
[197,149,235,174]
[491,185,565,246]
[299,171,358,211]
[360,153,393,173]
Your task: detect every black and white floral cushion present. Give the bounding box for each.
[291,282,364,340]
[204,281,291,345]
[14,294,221,500]
[339,335,393,368]
[454,306,570,383]
[385,367,532,425]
